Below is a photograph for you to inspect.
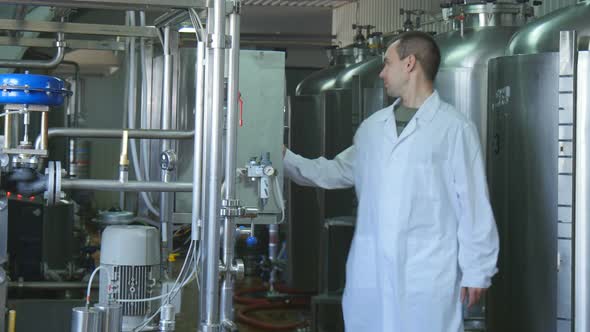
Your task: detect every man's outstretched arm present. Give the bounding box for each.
[283,145,355,190]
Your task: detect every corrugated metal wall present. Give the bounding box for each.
[332,0,579,46]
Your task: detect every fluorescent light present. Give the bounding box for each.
[179,26,196,33]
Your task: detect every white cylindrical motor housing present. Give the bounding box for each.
[99,225,160,331]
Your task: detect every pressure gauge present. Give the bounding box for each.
[160,150,177,171]
[263,165,275,176]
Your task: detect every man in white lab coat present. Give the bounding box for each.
[284,31,499,331]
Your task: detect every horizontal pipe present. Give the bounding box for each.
[0,36,126,51]
[34,128,193,149]
[48,128,194,139]
[8,281,96,289]
[0,32,64,69]
[61,179,192,192]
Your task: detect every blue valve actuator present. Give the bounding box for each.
[246,236,258,247]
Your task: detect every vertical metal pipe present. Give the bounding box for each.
[200,0,226,330]
[125,11,137,215]
[192,41,206,242]
[220,6,240,326]
[4,113,11,149]
[199,16,213,321]
[40,112,49,150]
[160,25,174,271]
[575,47,590,332]
[192,40,206,325]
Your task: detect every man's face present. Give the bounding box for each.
[379,42,409,98]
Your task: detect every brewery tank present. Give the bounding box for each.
[486,2,590,331]
[434,1,530,149]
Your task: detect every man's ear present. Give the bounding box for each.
[406,54,417,73]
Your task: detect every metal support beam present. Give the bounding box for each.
[0,0,207,10]
[0,18,158,38]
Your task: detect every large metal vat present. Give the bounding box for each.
[434,2,530,149]
[287,43,379,294]
[507,1,590,55]
[296,46,372,95]
[486,2,590,331]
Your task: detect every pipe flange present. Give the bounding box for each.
[44,161,55,205]
[44,161,63,206]
[55,161,62,201]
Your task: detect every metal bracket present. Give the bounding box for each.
[231,0,241,14]
[220,199,244,217]
[3,148,47,157]
[208,34,231,49]
[233,259,245,281]
[218,259,244,280]
[4,104,50,112]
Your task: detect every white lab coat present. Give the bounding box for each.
[284,91,499,332]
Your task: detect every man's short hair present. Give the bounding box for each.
[391,31,441,82]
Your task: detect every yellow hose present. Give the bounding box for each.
[8,309,16,332]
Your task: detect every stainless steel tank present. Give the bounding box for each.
[287,43,378,296]
[507,0,590,55]
[296,46,371,95]
[434,2,530,150]
[288,41,387,331]
[486,2,590,331]
[332,56,387,121]
[432,3,531,330]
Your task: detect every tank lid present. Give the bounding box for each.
[327,44,375,66]
[445,2,532,29]
[507,1,590,55]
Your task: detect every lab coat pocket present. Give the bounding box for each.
[345,235,377,290]
[409,161,441,232]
